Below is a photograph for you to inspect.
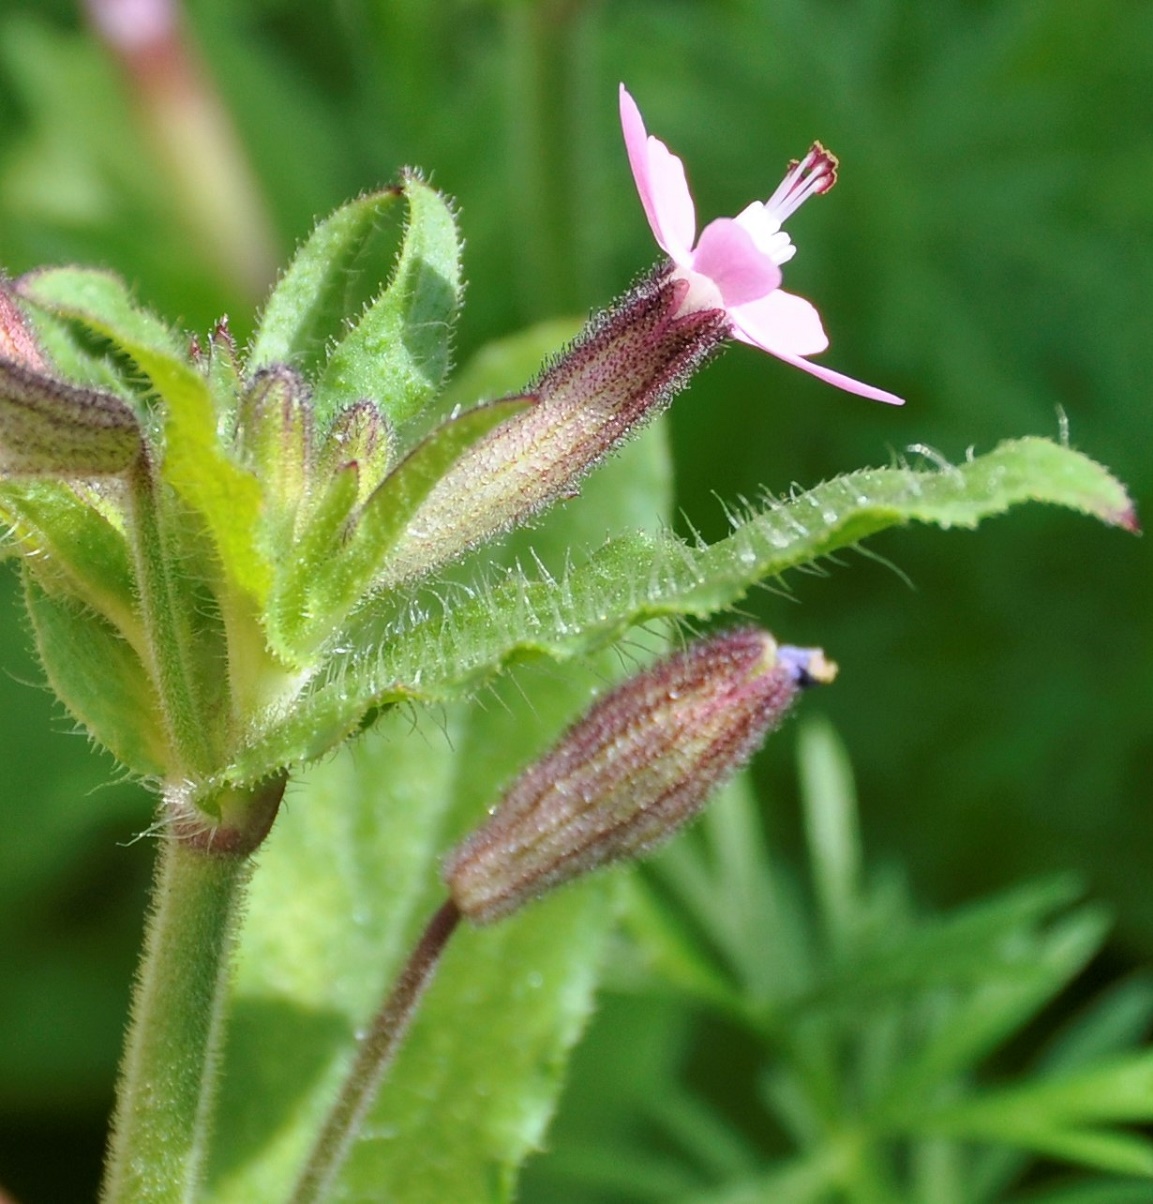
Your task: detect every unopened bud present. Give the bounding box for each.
[0,357,141,475]
[444,627,835,924]
[235,366,312,517]
[315,400,393,504]
[379,269,727,587]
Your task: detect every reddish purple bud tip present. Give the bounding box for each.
[0,280,49,373]
[1110,505,1141,535]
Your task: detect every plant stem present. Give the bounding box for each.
[101,812,254,1203]
[290,898,463,1204]
[127,452,212,777]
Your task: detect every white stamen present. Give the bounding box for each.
[764,143,839,225]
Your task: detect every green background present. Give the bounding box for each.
[0,1,1147,1198]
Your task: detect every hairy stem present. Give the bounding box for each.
[101,809,253,1204]
[127,452,212,777]
[290,899,463,1203]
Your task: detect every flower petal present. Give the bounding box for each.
[731,290,904,403]
[768,349,906,404]
[691,218,782,307]
[729,289,829,356]
[619,84,696,263]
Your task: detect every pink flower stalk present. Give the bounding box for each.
[620,85,903,405]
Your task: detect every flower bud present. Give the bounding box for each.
[315,400,393,505]
[444,627,836,924]
[0,357,141,476]
[238,363,310,486]
[235,366,313,516]
[378,269,727,587]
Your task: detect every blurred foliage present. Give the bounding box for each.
[0,0,1147,1199]
[523,723,1153,1202]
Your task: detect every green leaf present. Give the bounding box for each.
[631,775,812,1012]
[874,903,1109,1118]
[156,364,271,606]
[19,267,273,605]
[201,708,466,1201]
[20,299,138,396]
[248,189,403,380]
[378,435,1131,684]
[268,396,531,660]
[792,877,1086,1017]
[620,867,747,1018]
[1041,976,1153,1074]
[19,266,186,369]
[0,478,138,638]
[972,976,1153,1199]
[336,852,613,1202]
[311,174,462,430]
[23,575,169,776]
[675,1148,849,1204]
[219,436,1131,788]
[1010,1180,1153,1204]
[798,718,863,960]
[920,1052,1153,1133]
[931,1120,1153,1181]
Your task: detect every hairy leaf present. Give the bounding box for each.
[220,437,1133,788]
[311,174,462,431]
[248,189,403,380]
[23,576,169,776]
[19,267,273,604]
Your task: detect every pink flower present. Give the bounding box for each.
[620,85,903,405]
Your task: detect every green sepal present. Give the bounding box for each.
[204,321,245,432]
[0,477,138,639]
[266,462,360,667]
[155,362,271,607]
[19,267,274,606]
[218,436,1133,789]
[23,574,169,777]
[269,396,531,661]
[349,395,532,580]
[311,174,462,430]
[248,189,403,382]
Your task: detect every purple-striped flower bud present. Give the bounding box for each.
[0,280,141,476]
[444,627,836,924]
[0,357,142,476]
[378,269,728,587]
